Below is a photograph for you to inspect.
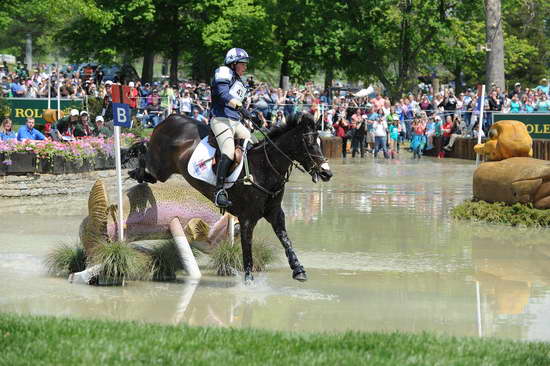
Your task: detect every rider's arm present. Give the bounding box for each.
[213,66,241,109]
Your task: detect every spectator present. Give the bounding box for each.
[126,81,138,110]
[443,116,463,151]
[410,117,426,159]
[372,116,389,158]
[271,109,286,129]
[535,78,549,95]
[53,108,80,141]
[0,118,16,140]
[508,82,522,99]
[332,110,349,158]
[17,117,45,141]
[93,116,112,138]
[352,113,367,158]
[388,117,399,158]
[536,93,550,112]
[74,111,92,138]
[191,108,208,124]
[145,92,163,127]
[510,95,521,113]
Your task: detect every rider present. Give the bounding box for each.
[210,47,252,208]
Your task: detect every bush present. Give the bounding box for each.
[451,200,550,228]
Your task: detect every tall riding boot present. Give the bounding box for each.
[214,154,233,208]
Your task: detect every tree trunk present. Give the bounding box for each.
[279,52,290,89]
[141,49,155,84]
[170,48,179,85]
[324,68,333,92]
[485,0,505,90]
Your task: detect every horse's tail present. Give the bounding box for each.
[124,141,158,184]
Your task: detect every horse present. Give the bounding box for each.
[126,112,333,282]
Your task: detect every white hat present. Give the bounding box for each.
[128,81,135,88]
[95,115,104,122]
[105,80,113,85]
[70,109,79,117]
[80,110,88,116]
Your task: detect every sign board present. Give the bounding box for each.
[3,98,83,126]
[112,102,132,128]
[492,113,550,139]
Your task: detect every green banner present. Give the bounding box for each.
[4,98,84,126]
[492,113,550,139]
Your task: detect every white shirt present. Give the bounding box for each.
[373,120,388,137]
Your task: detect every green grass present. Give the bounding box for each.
[451,200,550,228]
[209,238,277,276]
[1,313,549,365]
[44,242,87,276]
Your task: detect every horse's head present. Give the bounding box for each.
[291,113,333,183]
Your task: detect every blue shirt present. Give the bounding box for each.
[17,126,46,141]
[0,131,16,140]
[210,66,247,121]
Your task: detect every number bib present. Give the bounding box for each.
[229,80,247,102]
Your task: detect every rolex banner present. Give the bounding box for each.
[492,113,550,139]
[3,98,84,125]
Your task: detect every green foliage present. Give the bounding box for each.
[451,200,550,228]
[44,242,87,276]
[145,240,184,281]
[209,238,277,276]
[3,313,550,365]
[90,241,149,281]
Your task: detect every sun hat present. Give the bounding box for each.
[70,109,79,117]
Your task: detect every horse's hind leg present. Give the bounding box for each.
[239,218,258,284]
[266,208,307,282]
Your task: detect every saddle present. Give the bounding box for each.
[207,129,245,175]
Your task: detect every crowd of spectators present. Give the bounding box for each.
[1,61,549,158]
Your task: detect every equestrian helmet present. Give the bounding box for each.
[224,48,249,65]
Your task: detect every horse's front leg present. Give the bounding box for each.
[266,207,307,282]
[239,218,258,284]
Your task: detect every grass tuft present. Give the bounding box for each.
[209,238,278,276]
[451,200,550,228]
[44,243,87,276]
[145,240,203,281]
[90,241,150,282]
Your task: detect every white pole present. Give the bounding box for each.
[56,81,61,118]
[114,126,124,241]
[321,104,325,131]
[47,65,51,110]
[170,218,201,279]
[476,281,483,337]
[475,84,486,166]
[229,216,235,246]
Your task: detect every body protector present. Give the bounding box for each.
[211,66,247,121]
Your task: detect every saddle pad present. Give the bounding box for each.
[188,137,249,189]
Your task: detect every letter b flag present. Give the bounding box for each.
[113,103,132,128]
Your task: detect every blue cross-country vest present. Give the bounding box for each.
[211,66,247,121]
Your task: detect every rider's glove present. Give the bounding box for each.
[228,99,242,109]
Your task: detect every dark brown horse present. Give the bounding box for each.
[127,112,333,282]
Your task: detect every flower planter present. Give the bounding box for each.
[79,158,94,173]
[94,155,107,170]
[0,153,7,176]
[7,152,35,174]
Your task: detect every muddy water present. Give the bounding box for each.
[2,155,550,341]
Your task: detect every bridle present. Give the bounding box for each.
[239,113,328,197]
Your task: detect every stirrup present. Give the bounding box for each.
[214,189,232,208]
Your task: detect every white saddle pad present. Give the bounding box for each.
[188,137,249,189]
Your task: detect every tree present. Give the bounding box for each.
[485,0,505,89]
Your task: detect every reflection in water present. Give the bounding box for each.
[3,158,550,341]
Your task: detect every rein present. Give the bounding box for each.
[234,114,327,198]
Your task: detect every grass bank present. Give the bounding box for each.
[451,200,550,228]
[1,313,549,365]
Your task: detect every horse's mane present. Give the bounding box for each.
[264,113,306,141]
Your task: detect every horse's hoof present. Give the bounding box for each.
[293,268,307,282]
[244,272,254,285]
